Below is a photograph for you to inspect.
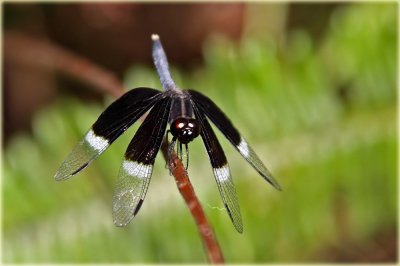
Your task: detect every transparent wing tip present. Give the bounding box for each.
[113,213,133,227]
[271,179,282,191]
[258,168,282,191]
[224,204,243,233]
[234,222,244,234]
[265,175,282,191]
[113,219,129,227]
[54,171,70,181]
[54,166,72,181]
[54,162,89,181]
[112,200,136,228]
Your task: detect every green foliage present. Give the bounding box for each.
[3,3,397,263]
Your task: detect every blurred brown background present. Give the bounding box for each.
[3,3,342,144]
[3,3,245,142]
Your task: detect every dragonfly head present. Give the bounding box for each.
[170,117,201,144]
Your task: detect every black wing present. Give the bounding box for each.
[193,105,243,233]
[113,96,172,226]
[55,87,162,181]
[188,90,281,190]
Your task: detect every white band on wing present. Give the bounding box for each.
[213,165,230,183]
[85,130,109,152]
[237,137,250,159]
[122,160,152,179]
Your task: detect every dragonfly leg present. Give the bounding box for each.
[184,143,189,170]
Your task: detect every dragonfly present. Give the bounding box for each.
[54,34,281,233]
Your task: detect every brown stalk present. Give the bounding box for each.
[6,32,224,263]
[161,140,224,263]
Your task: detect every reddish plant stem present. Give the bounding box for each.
[6,31,224,263]
[160,140,224,263]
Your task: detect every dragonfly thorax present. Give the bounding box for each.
[170,117,201,144]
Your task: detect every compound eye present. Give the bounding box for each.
[170,118,201,144]
[171,118,188,138]
[177,122,185,129]
[187,119,201,138]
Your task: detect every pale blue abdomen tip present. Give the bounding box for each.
[151,34,159,41]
